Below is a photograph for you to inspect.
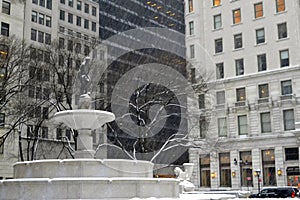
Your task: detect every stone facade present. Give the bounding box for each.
[185,0,300,191]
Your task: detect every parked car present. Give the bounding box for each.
[249,186,300,198]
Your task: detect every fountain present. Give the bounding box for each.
[0,58,180,199]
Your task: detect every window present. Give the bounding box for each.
[41,127,48,138]
[285,148,299,161]
[276,0,285,13]
[59,37,64,49]
[189,21,194,35]
[200,155,211,187]
[92,6,96,16]
[84,45,89,56]
[188,0,194,12]
[256,28,265,44]
[219,153,231,187]
[280,49,289,67]
[213,0,221,6]
[239,152,253,187]
[76,16,81,26]
[216,91,225,105]
[0,113,4,127]
[254,2,263,18]
[1,22,9,36]
[67,40,73,52]
[45,33,51,45]
[84,19,89,29]
[198,94,205,109]
[46,16,51,27]
[75,43,81,53]
[278,22,287,39]
[39,0,45,7]
[56,128,62,139]
[2,1,11,15]
[68,13,73,24]
[92,22,96,32]
[257,54,267,71]
[33,0,38,4]
[199,116,207,138]
[218,118,227,137]
[281,80,292,95]
[214,14,222,29]
[190,44,195,58]
[215,38,223,53]
[261,112,271,133]
[77,0,82,10]
[66,129,71,140]
[38,13,44,25]
[32,11,37,22]
[283,109,295,131]
[84,3,89,13]
[191,68,196,83]
[238,115,248,135]
[233,9,241,24]
[236,87,246,102]
[234,33,242,49]
[216,63,224,79]
[60,10,65,21]
[46,0,52,9]
[235,59,244,75]
[259,84,269,98]
[38,31,44,43]
[59,26,64,33]
[68,0,73,7]
[31,29,37,41]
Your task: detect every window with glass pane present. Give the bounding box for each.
[84,3,89,13]
[262,149,276,186]
[234,33,242,49]
[45,33,51,45]
[190,44,195,58]
[92,22,96,32]
[214,14,222,29]
[68,0,73,7]
[254,2,263,18]
[281,80,292,95]
[285,148,299,160]
[198,94,205,109]
[1,22,9,36]
[219,153,231,187]
[56,128,62,139]
[283,109,295,131]
[256,28,265,44]
[213,0,221,6]
[216,91,225,105]
[191,68,196,83]
[240,151,253,187]
[276,0,285,12]
[189,21,194,35]
[68,13,73,24]
[238,115,248,135]
[278,22,287,39]
[0,113,5,127]
[200,155,211,187]
[218,117,227,137]
[40,0,45,7]
[38,31,44,43]
[235,59,244,75]
[233,9,241,24]
[31,29,37,41]
[188,0,194,12]
[260,112,271,133]
[84,19,89,29]
[259,84,269,98]
[2,1,10,15]
[77,0,82,10]
[60,10,65,21]
[46,0,52,9]
[92,6,97,16]
[46,16,51,27]
[33,0,38,4]
[280,49,289,67]
[216,63,224,79]
[236,87,246,101]
[39,13,44,25]
[215,38,223,53]
[257,54,267,71]
[32,11,37,22]
[200,116,207,138]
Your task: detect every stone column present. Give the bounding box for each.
[75,129,95,158]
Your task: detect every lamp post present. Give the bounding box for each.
[255,169,261,193]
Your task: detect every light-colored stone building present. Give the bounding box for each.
[0,0,100,179]
[185,0,300,191]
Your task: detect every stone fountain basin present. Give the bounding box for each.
[14,159,154,178]
[53,110,115,130]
